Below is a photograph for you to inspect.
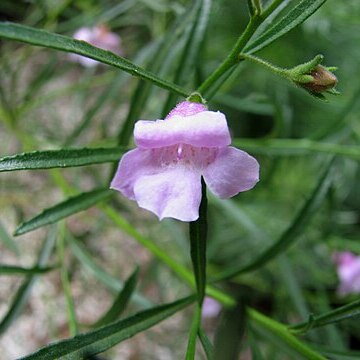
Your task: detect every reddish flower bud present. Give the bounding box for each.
[300,65,337,93]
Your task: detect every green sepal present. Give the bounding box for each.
[187,92,207,105]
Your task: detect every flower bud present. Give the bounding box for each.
[299,65,337,93]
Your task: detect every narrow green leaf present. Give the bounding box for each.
[313,84,360,140]
[102,205,236,307]
[22,54,58,103]
[69,236,123,292]
[311,346,360,360]
[189,180,208,304]
[0,264,55,275]
[214,93,274,116]
[58,225,78,336]
[15,188,112,236]
[313,290,345,348]
[0,147,124,172]
[161,0,212,115]
[186,305,202,360]
[65,72,127,146]
[290,298,360,333]
[0,22,189,97]
[93,267,140,328]
[116,1,200,147]
[249,308,326,360]
[245,0,328,54]
[198,327,214,360]
[19,71,115,115]
[209,195,267,242]
[201,66,238,101]
[21,296,195,360]
[213,157,334,281]
[68,235,151,309]
[0,219,19,254]
[247,0,256,16]
[234,138,360,160]
[278,255,309,319]
[248,327,266,360]
[214,301,246,360]
[0,226,57,335]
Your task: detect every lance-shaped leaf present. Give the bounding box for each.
[186,305,202,360]
[103,205,236,307]
[92,267,140,328]
[116,1,200,147]
[212,157,334,281]
[189,180,208,304]
[245,0,328,54]
[0,22,189,97]
[198,327,214,360]
[0,220,19,254]
[20,296,195,360]
[249,309,326,360]
[161,0,212,116]
[68,235,151,309]
[0,147,124,172]
[0,265,55,275]
[214,300,247,360]
[0,227,57,335]
[234,138,360,160]
[290,298,360,334]
[15,188,112,236]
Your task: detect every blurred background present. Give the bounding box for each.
[0,0,360,358]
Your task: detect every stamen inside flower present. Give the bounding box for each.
[177,144,183,159]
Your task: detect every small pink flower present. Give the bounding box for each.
[111,101,260,221]
[333,251,360,296]
[70,25,122,67]
[202,297,221,319]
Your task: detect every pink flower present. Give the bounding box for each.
[111,101,260,221]
[202,297,221,319]
[70,25,122,67]
[333,251,360,296]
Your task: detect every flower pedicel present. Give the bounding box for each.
[111,101,259,221]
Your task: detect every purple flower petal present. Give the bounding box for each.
[110,149,159,200]
[110,101,260,222]
[133,166,202,221]
[71,26,123,67]
[203,146,259,198]
[202,297,221,318]
[334,252,360,296]
[165,101,207,119]
[134,111,231,149]
[73,27,93,42]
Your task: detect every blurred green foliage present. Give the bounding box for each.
[0,0,359,359]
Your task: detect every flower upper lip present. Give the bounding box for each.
[134,111,231,149]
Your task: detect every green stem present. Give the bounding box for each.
[240,53,288,78]
[58,223,78,336]
[197,15,262,96]
[249,308,327,360]
[198,327,214,359]
[197,0,284,97]
[253,0,263,14]
[186,305,202,359]
[102,204,235,307]
[260,0,286,20]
